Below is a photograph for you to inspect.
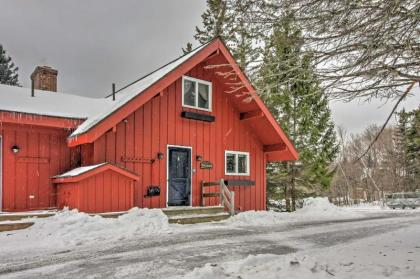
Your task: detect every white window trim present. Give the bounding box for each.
[182,75,212,112]
[225,150,250,176]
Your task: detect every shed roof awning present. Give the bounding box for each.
[52,163,140,183]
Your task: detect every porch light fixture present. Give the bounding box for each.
[196,155,203,161]
[157,152,164,160]
[11,145,20,154]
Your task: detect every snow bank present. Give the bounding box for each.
[230,197,362,226]
[298,197,361,217]
[0,208,170,252]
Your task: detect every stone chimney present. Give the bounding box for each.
[31,66,58,92]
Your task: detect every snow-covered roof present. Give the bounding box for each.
[70,42,210,137]
[53,163,107,178]
[1,41,208,136]
[0,84,112,119]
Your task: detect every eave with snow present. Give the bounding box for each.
[0,38,297,213]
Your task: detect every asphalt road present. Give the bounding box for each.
[1,211,419,279]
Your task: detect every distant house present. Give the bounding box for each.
[0,38,297,213]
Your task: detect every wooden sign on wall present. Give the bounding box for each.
[200,161,213,169]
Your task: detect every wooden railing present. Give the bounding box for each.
[201,179,235,216]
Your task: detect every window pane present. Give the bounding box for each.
[238,154,247,174]
[183,79,196,106]
[198,83,209,109]
[226,153,236,173]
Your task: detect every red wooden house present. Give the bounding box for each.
[0,38,297,213]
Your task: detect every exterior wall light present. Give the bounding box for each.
[196,155,203,161]
[11,145,20,154]
[157,152,164,160]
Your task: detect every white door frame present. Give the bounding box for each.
[0,135,3,212]
[166,144,193,207]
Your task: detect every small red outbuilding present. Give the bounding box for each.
[0,38,298,213]
[53,163,139,213]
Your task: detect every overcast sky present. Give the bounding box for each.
[1,0,418,135]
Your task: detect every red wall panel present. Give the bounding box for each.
[1,124,77,211]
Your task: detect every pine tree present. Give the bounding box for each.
[395,108,420,191]
[0,44,19,86]
[187,0,262,74]
[258,15,339,210]
[194,0,233,44]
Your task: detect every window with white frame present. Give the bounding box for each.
[182,76,212,111]
[225,151,250,175]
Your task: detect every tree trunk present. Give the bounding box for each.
[291,162,296,211]
[284,185,290,212]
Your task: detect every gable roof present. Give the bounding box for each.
[67,38,298,161]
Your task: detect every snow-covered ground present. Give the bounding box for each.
[185,222,420,279]
[0,198,419,278]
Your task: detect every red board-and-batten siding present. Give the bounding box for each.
[54,164,138,213]
[0,123,77,211]
[90,62,267,211]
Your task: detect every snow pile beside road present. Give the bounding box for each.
[297,197,361,218]
[230,197,362,226]
[1,208,170,252]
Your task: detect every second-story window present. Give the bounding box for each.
[182,76,212,111]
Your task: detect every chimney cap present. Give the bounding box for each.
[31,65,58,80]
[31,65,58,92]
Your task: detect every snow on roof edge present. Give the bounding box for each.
[52,163,107,178]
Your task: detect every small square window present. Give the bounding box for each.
[225,151,249,175]
[182,76,212,111]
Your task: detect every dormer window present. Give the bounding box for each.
[182,76,212,111]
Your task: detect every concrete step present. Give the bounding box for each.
[168,212,230,224]
[0,222,35,232]
[162,206,224,217]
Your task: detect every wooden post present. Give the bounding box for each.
[201,181,205,207]
[230,191,235,216]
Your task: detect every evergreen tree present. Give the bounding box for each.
[187,0,262,74]
[194,0,232,44]
[0,44,19,86]
[395,108,420,191]
[258,15,339,210]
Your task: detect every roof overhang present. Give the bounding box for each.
[0,110,84,129]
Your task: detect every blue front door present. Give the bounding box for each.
[168,147,191,206]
